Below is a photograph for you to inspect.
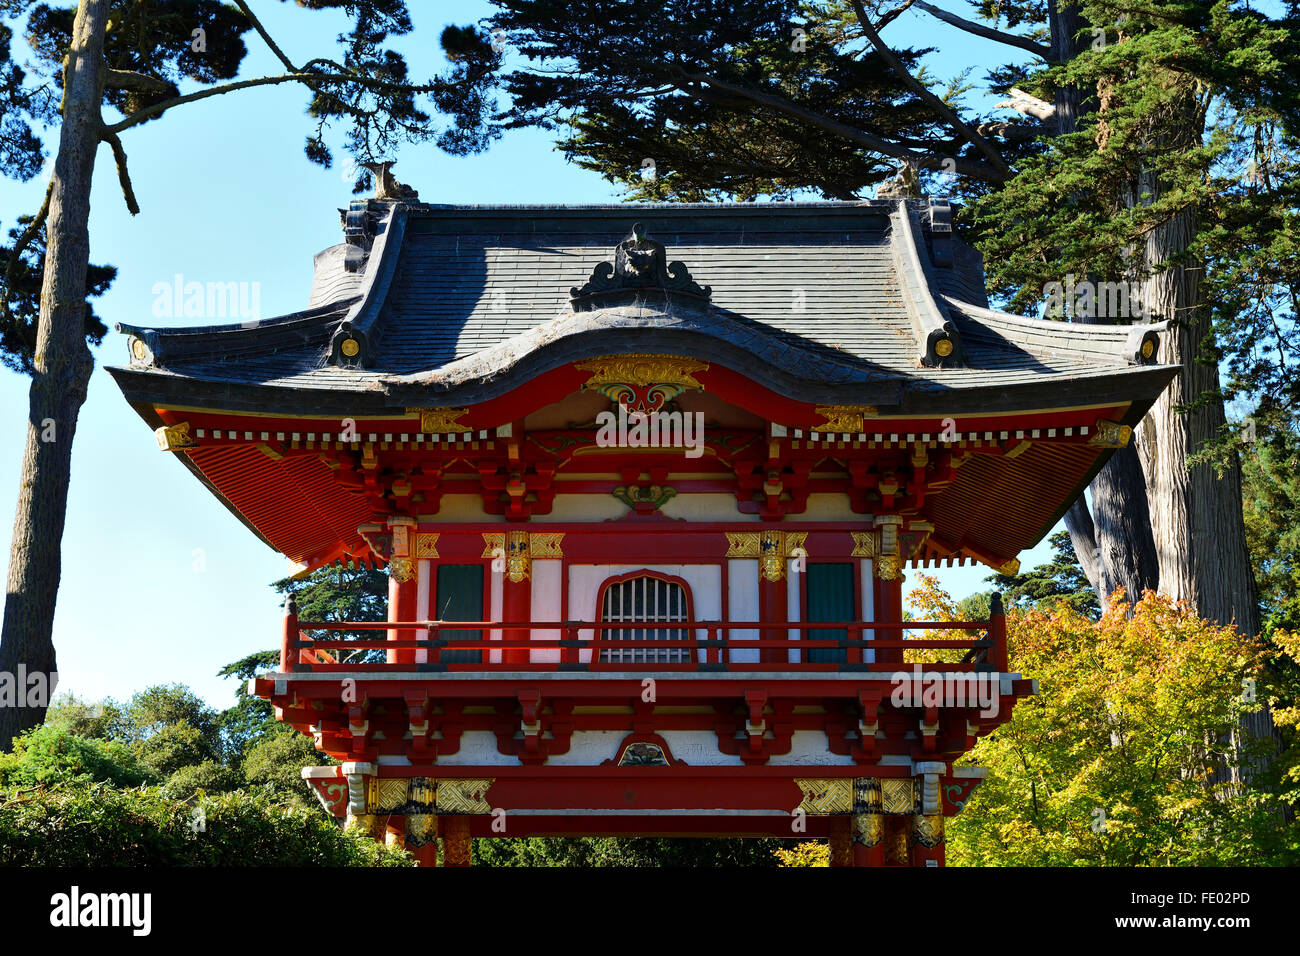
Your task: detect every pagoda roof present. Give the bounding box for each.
[109,199,1175,418]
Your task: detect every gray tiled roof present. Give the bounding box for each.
[110,199,1176,416]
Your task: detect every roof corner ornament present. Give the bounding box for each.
[876,163,920,200]
[362,161,419,202]
[331,321,367,368]
[1088,419,1133,449]
[570,223,711,310]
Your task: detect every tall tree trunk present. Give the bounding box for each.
[1050,1,1161,607]
[0,0,107,752]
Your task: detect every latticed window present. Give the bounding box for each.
[598,575,691,664]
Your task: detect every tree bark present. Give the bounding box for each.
[0,0,107,751]
[1048,2,1163,607]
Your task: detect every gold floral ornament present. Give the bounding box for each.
[388,557,416,584]
[576,353,708,414]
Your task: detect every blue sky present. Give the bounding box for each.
[0,2,1052,709]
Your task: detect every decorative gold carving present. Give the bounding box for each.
[885,818,911,864]
[576,353,709,414]
[875,555,902,580]
[880,778,916,815]
[154,421,197,451]
[855,777,883,813]
[372,778,410,812]
[933,338,955,358]
[997,557,1021,576]
[911,813,945,848]
[851,531,877,558]
[529,532,565,559]
[575,354,707,390]
[724,532,761,558]
[435,778,494,814]
[795,778,854,815]
[413,532,440,559]
[408,776,436,809]
[481,531,535,582]
[388,556,416,584]
[129,337,152,363]
[1088,418,1132,448]
[759,530,808,582]
[812,405,877,433]
[405,814,438,847]
[853,812,883,848]
[408,406,472,433]
[340,338,360,358]
[1140,338,1156,360]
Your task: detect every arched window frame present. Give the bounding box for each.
[594,570,696,666]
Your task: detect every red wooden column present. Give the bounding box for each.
[828,816,853,866]
[387,518,419,666]
[443,817,472,866]
[873,574,904,667]
[759,573,788,664]
[502,531,532,666]
[852,779,886,866]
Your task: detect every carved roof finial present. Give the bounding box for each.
[570,223,710,310]
[361,161,419,201]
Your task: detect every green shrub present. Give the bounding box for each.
[0,722,154,790]
[0,784,412,867]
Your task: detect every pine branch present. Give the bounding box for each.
[666,66,1009,183]
[105,70,453,135]
[0,179,53,324]
[101,128,140,215]
[231,0,299,73]
[852,0,1011,176]
[911,0,1054,60]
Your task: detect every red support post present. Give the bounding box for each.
[989,591,1007,672]
[280,597,298,671]
[874,575,904,667]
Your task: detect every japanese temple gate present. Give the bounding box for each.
[112,192,1176,866]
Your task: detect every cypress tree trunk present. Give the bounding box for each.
[1051,1,1161,608]
[0,0,107,751]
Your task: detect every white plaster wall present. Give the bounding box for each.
[544,494,628,522]
[860,557,876,663]
[568,563,722,663]
[488,563,504,663]
[798,493,866,521]
[787,561,803,663]
[422,494,489,521]
[767,730,858,766]
[726,558,759,664]
[434,729,851,768]
[415,558,431,664]
[530,559,563,663]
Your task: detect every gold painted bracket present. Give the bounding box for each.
[154,421,197,451]
[1087,418,1132,448]
[812,405,878,433]
[407,406,473,433]
[482,531,565,583]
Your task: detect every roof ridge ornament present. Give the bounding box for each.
[570,223,711,310]
[362,161,419,201]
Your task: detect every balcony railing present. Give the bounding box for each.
[279,596,1007,674]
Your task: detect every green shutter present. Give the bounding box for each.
[805,563,855,663]
[436,564,484,663]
